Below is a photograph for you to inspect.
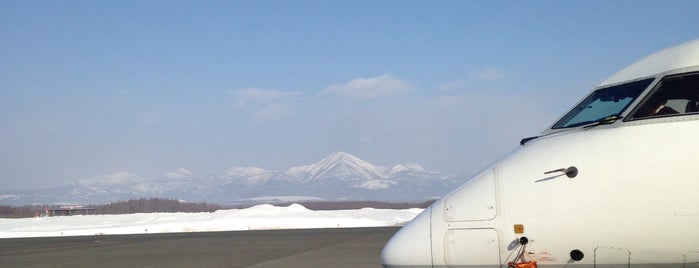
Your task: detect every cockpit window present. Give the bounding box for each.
[628,72,699,120]
[552,78,653,129]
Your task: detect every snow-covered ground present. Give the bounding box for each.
[0,204,422,239]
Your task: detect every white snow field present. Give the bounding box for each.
[0,204,422,239]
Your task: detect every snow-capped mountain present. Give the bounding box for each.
[287,151,388,181]
[163,168,194,178]
[224,166,283,183]
[0,152,467,205]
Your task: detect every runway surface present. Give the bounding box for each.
[0,227,399,268]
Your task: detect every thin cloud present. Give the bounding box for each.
[439,80,468,91]
[439,67,505,91]
[424,95,463,108]
[229,87,302,123]
[252,101,297,122]
[321,74,412,100]
[231,88,301,109]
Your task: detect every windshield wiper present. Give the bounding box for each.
[520,115,622,145]
[581,115,623,129]
[562,114,622,129]
[520,130,565,145]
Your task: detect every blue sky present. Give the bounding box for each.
[1,1,698,189]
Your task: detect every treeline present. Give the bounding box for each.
[0,205,45,218]
[0,198,220,218]
[94,198,220,215]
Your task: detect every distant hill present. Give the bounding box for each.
[0,152,468,205]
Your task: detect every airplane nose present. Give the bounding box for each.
[381,206,432,267]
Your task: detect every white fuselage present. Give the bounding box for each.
[381,39,699,267]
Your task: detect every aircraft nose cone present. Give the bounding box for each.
[381,207,432,267]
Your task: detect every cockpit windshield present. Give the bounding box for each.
[552,78,654,129]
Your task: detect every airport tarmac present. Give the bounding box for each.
[0,227,399,268]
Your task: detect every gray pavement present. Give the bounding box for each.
[0,227,399,268]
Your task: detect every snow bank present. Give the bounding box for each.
[0,204,422,238]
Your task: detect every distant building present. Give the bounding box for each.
[48,205,96,217]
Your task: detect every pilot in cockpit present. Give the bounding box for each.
[651,100,679,116]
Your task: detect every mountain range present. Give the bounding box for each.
[0,152,467,205]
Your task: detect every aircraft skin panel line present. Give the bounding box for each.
[600,39,699,87]
[381,38,699,268]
